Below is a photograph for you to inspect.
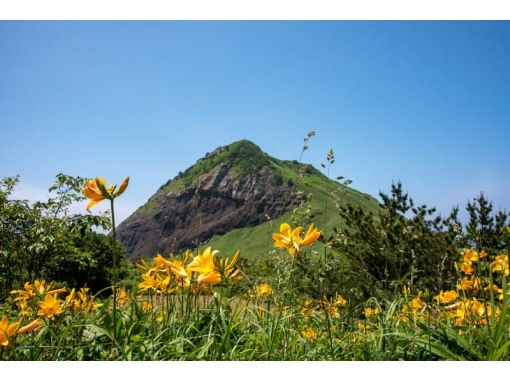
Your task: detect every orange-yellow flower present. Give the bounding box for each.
[186,248,222,286]
[364,307,380,319]
[460,262,475,275]
[187,247,217,274]
[11,280,65,302]
[333,294,347,308]
[408,292,426,315]
[434,290,458,304]
[37,294,63,318]
[272,223,321,257]
[491,255,509,276]
[168,251,191,280]
[400,305,410,323]
[0,316,20,347]
[152,253,172,268]
[301,224,322,246]
[156,273,171,293]
[461,248,479,264]
[301,326,317,341]
[470,299,485,317]
[254,283,272,298]
[116,287,129,306]
[82,177,129,211]
[450,301,467,325]
[138,272,159,292]
[82,178,108,210]
[457,276,481,292]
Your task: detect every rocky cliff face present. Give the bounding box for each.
[117,141,301,258]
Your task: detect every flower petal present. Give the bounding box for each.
[279,223,292,236]
[300,224,321,246]
[86,199,102,211]
[18,319,41,334]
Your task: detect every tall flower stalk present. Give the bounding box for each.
[82,176,129,352]
[269,222,321,359]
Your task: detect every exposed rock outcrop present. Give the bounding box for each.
[117,143,301,258]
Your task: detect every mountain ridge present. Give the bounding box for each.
[117,140,380,259]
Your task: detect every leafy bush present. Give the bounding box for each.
[0,174,122,298]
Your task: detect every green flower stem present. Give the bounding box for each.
[267,253,297,359]
[110,198,117,354]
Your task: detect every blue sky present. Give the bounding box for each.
[1,21,509,223]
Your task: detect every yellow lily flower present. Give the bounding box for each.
[254,283,272,298]
[457,276,481,292]
[10,282,35,302]
[409,292,426,315]
[0,316,20,347]
[460,248,479,264]
[11,280,65,302]
[187,247,217,274]
[82,178,108,210]
[301,224,322,246]
[169,251,191,279]
[37,294,63,319]
[138,272,159,292]
[156,273,174,294]
[82,176,129,211]
[491,255,509,276]
[153,253,173,269]
[272,223,321,257]
[301,327,318,341]
[116,287,129,306]
[333,294,347,307]
[364,307,380,319]
[434,290,458,304]
[470,299,485,317]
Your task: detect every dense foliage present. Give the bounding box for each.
[0,174,124,299]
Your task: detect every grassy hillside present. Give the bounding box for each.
[201,155,381,258]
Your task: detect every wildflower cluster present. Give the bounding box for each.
[399,247,509,327]
[137,247,242,296]
[300,294,347,319]
[10,280,102,320]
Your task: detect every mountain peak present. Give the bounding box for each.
[226,139,261,150]
[117,140,299,258]
[209,139,266,163]
[160,140,271,190]
[116,139,380,259]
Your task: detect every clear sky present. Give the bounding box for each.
[1,21,509,223]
